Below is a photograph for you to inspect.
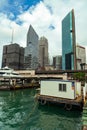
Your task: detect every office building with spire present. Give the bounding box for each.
[62,9,76,70]
[24,25,39,69]
[39,36,49,68]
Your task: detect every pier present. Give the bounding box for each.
[0,77,40,90]
[0,69,68,90]
[37,94,83,110]
[0,69,87,109]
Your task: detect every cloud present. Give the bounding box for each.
[0,0,87,67]
[0,13,27,67]
[16,1,62,58]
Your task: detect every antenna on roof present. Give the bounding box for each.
[11,28,14,44]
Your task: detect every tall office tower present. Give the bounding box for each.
[2,43,24,70]
[76,45,86,70]
[62,9,76,70]
[24,25,39,69]
[39,36,49,67]
[53,55,62,70]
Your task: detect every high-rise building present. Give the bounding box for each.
[76,45,86,70]
[62,9,76,70]
[24,25,39,69]
[53,55,62,70]
[2,43,24,70]
[39,36,49,67]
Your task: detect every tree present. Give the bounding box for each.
[72,72,85,82]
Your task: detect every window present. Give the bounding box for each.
[59,84,62,91]
[63,84,66,91]
[59,83,66,92]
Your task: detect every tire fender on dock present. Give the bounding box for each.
[64,103,72,110]
[40,99,46,105]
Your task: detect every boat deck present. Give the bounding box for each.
[37,94,83,107]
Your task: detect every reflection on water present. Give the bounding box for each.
[82,107,87,129]
[37,104,82,130]
[0,89,82,130]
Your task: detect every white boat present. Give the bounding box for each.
[0,66,21,78]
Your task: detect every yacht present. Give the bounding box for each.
[0,66,21,78]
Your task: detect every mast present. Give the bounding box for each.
[11,29,14,44]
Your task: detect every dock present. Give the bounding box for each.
[37,94,83,110]
[0,78,40,90]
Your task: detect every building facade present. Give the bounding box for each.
[39,36,49,67]
[62,9,76,70]
[2,43,24,70]
[76,45,86,70]
[24,25,39,70]
[53,55,62,70]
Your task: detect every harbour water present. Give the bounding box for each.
[0,89,83,130]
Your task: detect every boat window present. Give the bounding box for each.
[12,73,19,75]
[0,72,5,74]
[63,84,66,91]
[59,84,62,91]
[59,83,67,92]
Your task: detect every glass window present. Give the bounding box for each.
[59,84,62,91]
[63,84,66,91]
[59,83,67,92]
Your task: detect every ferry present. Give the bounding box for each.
[0,66,21,78]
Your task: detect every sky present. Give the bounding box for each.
[0,0,87,67]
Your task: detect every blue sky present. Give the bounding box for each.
[0,0,43,20]
[0,0,87,67]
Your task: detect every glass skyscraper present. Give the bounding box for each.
[62,9,76,70]
[24,25,39,69]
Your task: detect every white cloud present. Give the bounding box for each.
[0,0,87,67]
[17,1,62,57]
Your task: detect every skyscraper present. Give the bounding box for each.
[53,55,62,70]
[24,25,39,69]
[39,36,49,67]
[62,9,76,70]
[76,45,86,70]
[2,43,24,70]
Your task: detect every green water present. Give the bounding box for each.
[0,89,83,130]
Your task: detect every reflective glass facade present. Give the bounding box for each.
[24,25,39,69]
[62,9,76,70]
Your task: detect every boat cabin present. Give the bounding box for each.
[40,79,81,100]
[0,66,21,78]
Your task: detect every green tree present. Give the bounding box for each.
[72,72,85,82]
